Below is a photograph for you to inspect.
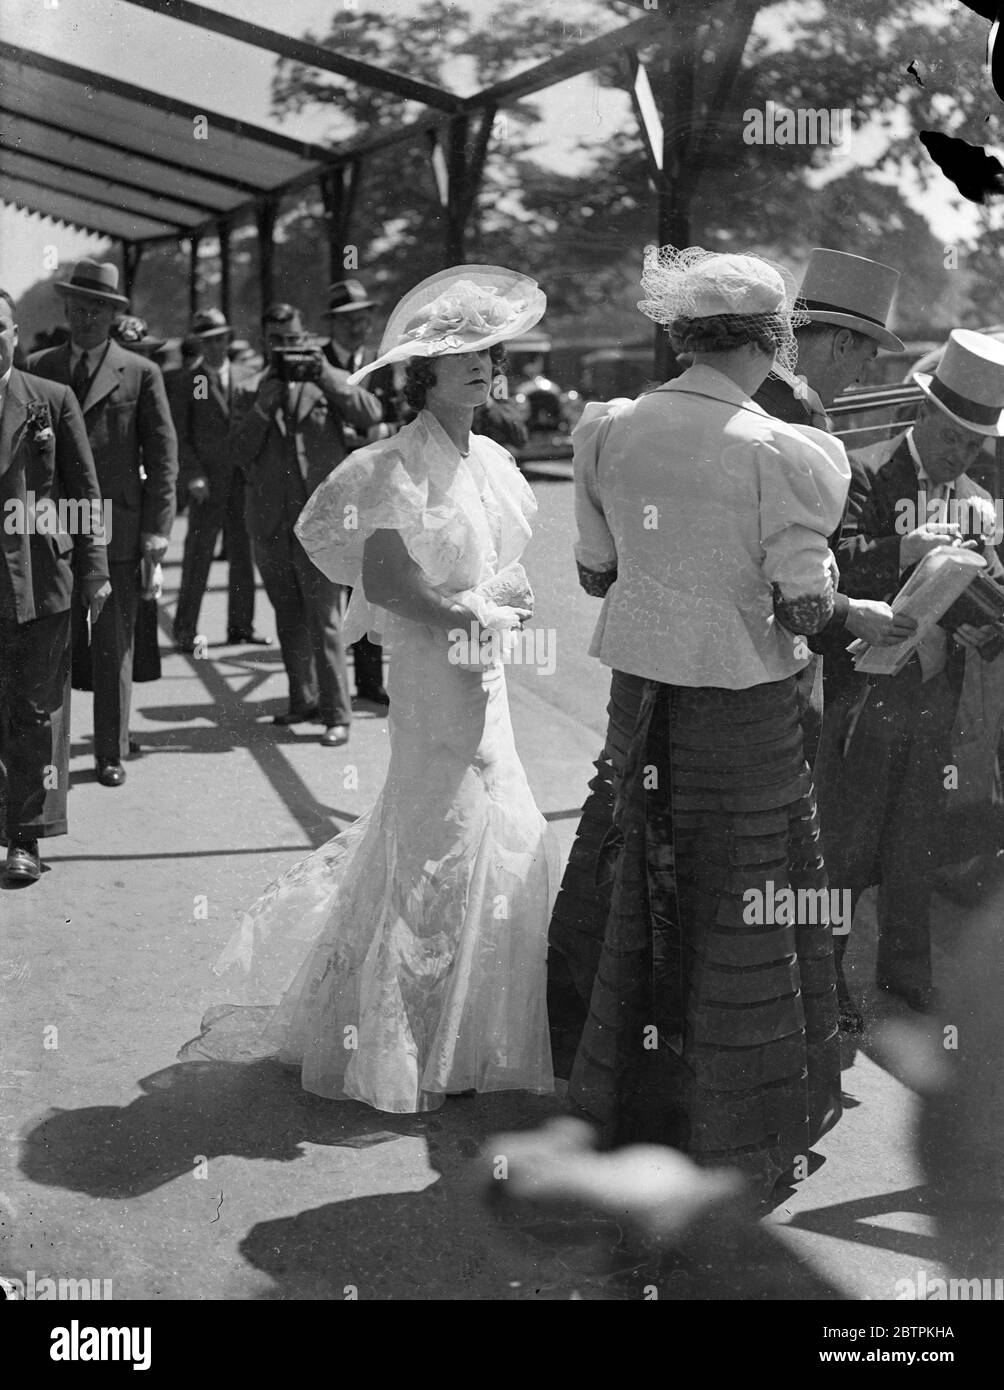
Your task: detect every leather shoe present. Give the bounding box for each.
[95,758,126,787]
[5,840,41,883]
[320,725,350,747]
[356,684,389,706]
[174,635,205,655]
[228,630,271,645]
[127,739,142,757]
[272,706,320,726]
[877,980,941,1014]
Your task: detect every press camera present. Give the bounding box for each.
[269,333,325,383]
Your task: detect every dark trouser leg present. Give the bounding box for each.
[814,677,899,1006]
[0,565,72,841]
[293,537,351,727]
[174,501,223,641]
[874,671,954,994]
[254,535,317,711]
[87,559,138,761]
[794,654,824,769]
[225,469,256,636]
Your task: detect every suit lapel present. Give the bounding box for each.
[294,382,317,425]
[0,370,28,478]
[873,441,917,531]
[81,340,123,414]
[209,370,230,419]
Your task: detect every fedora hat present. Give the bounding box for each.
[913,328,1004,437]
[798,248,904,352]
[347,265,546,386]
[190,307,232,338]
[324,280,379,316]
[56,258,129,307]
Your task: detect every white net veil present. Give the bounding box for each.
[637,244,809,379]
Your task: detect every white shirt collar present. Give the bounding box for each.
[71,340,105,371]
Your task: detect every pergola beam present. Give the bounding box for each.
[3,147,223,218]
[0,170,187,233]
[0,105,269,197]
[460,12,670,109]
[120,0,463,113]
[0,41,333,161]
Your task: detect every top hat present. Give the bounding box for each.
[346,265,546,386]
[56,258,130,307]
[190,307,232,338]
[798,248,904,352]
[913,328,1004,437]
[324,280,379,316]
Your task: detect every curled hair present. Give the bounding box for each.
[404,343,507,412]
[668,312,789,358]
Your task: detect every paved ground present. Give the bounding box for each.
[0,470,991,1301]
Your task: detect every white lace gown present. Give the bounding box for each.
[215,410,558,1113]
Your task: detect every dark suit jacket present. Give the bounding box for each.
[231,369,382,544]
[29,339,178,563]
[0,368,109,624]
[817,435,975,696]
[171,357,255,499]
[323,340,402,430]
[752,376,861,641]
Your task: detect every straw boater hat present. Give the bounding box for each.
[56,258,129,307]
[913,329,1004,437]
[797,248,904,352]
[346,265,546,385]
[189,307,232,339]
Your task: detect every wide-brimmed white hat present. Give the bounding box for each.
[346,265,546,385]
[798,248,904,352]
[913,328,1004,437]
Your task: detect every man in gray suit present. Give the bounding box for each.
[231,302,382,748]
[172,308,261,651]
[30,260,178,788]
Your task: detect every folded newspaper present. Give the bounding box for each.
[848,546,986,675]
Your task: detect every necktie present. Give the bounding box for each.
[72,352,90,405]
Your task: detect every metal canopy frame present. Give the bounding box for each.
[0,0,670,318]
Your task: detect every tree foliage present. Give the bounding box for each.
[17,0,1004,352]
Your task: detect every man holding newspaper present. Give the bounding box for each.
[814,329,1004,1027]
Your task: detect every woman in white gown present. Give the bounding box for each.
[215,266,559,1114]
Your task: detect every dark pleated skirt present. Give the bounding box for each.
[568,671,842,1202]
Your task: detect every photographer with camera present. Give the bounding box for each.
[233,302,382,747]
